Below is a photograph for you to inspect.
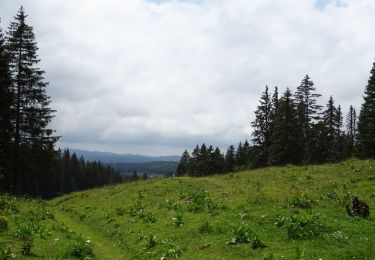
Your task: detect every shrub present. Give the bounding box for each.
[227,224,266,249]
[144,234,158,250]
[140,211,156,224]
[288,193,314,209]
[0,195,19,214]
[160,199,181,211]
[128,201,144,216]
[62,235,93,259]
[0,216,9,230]
[286,213,325,240]
[161,240,183,258]
[172,212,184,227]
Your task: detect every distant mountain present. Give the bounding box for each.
[115,161,178,176]
[68,149,180,164]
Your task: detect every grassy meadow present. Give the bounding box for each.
[1,159,374,259]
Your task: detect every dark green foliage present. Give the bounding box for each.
[268,89,302,165]
[0,27,13,192]
[282,213,326,240]
[345,105,357,156]
[225,145,236,172]
[294,75,322,163]
[144,234,158,249]
[61,235,93,259]
[172,211,184,227]
[176,144,225,176]
[357,61,375,158]
[6,7,59,195]
[226,224,267,249]
[176,150,190,176]
[251,86,273,166]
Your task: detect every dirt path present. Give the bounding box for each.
[50,207,128,260]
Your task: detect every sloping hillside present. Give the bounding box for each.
[1,159,374,259]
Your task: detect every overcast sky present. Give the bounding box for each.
[1,0,374,155]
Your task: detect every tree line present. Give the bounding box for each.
[177,63,375,176]
[0,7,122,197]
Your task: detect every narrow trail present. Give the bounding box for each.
[50,207,128,260]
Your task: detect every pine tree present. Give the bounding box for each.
[268,88,302,165]
[294,75,322,162]
[322,96,338,161]
[345,105,357,155]
[243,140,251,165]
[251,85,273,166]
[235,142,245,165]
[211,147,224,174]
[176,150,190,176]
[6,7,58,193]
[0,26,13,191]
[357,61,375,158]
[225,145,236,172]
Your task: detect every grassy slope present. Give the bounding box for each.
[1,159,375,259]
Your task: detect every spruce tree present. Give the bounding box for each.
[345,105,357,155]
[268,89,302,165]
[357,61,375,158]
[212,147,224,174]
[0,26,13,191]
[294,75,322,162]
[225,145,236,172]
[176,150,190,176]
[322,96,338,161]
[251,85,273,166]
[6,7,58,193]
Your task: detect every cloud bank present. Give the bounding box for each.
[1,0,374,155]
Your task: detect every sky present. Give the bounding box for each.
[0,0,374,156]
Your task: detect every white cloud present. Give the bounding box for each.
[1,0,374,155]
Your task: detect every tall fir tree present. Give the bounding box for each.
[322,96,338,161]
[224,145,236,172]
[176,150,190,176]
[357,61,375,158]
[6,7,58,193]
[345,105,357,155]
[268,88,302,165]
[294,75,322,163]
[0,26,13,191]
[251,85,273,166]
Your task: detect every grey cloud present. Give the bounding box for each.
[1,0,374,155]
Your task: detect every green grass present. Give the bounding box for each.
[1,159,375,259]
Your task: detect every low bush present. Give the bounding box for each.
[161,240,183,258]
[172,212,184,227]
[61,235,93,259]
[0,216,9,230]
[288,193,314,209]
[144,234,158,250]
[286,213,326,240]
[227,224,266,249]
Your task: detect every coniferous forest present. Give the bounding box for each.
[0,7,122,198]
[177,70,375,177]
